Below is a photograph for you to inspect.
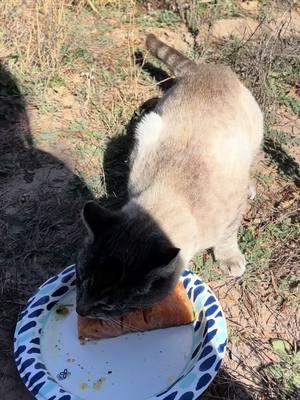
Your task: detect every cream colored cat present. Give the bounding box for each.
[126,34,263,277]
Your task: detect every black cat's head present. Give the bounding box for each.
[76,201,181,319]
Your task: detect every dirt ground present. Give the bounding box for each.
[0,1,299,399]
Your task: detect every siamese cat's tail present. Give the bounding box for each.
[146,34,196,77]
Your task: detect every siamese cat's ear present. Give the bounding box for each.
[81,201,119,241]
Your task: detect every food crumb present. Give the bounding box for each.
[79,336,89,345]
[67,358,76,363]
[56,304,71,316]
[108,370,112,374]
[79,382,88,390]
[93,377,106,390]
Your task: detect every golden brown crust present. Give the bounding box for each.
[78,281,194,340]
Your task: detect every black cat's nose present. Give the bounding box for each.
[76,304,89,316]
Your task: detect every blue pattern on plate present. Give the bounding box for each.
[192,285,205,301]
[34,362,46,370]
[196,373,212,390]
[61,272,74,283]
[29,371,45,388]
[20,358,35,373]
[205,304,219,317]
[30,296,50,308]
[18,321,36,334]
[28,347,40,354]
[41,275,58,287]
[199,355,217,371]
[162,392,178,400]
[203,329,218,347]
[178,392,194,400]
[15,265,227,400]
[193,321,201,332]
[204,295,216,307]
[214,359,222,372]
[183,278,191,289]
[15,345,26,358]
[198,345,213,360]
[23,372,31,384]
[28,309,44,318]
[218,339,227,353]
[52,286,69,297]
[46,300,59,311]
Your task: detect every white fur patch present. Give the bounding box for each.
[136,112,162,149]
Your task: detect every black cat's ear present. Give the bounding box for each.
[148,244,180,280]
[81,201,119,240]
[151,243,180,269]
[159,247,180,266]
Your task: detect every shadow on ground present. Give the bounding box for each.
[264,138,300,187]
[0,64,93,399]
[202,369,255,400]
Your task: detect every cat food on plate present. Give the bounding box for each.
[78,281,194,340]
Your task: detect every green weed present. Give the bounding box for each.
[98,66,117,86]
[177,0,244,34]
[86,130,105,142]
[64,47,91,65]
[271,76,300,116]
[256,173,274,184]
[239,218,299,286]
[191,252,222,281]
[136,10,181,28]
[38,99,58,114]
[158,10,181,26]
[239,224,272,270]
[266,129,291,146]
[262,339,300,396]
[94,103,125,135]
[68,120,87,132]
[49,73,65,89]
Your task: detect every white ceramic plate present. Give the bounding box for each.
[14,265,227,400]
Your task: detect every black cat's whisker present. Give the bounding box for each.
[109,317,142,333]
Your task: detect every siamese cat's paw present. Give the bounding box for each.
[218,252,246,277]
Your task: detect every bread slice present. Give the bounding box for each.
[78,281,194,340]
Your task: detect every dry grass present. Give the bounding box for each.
[0,0,72,77]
